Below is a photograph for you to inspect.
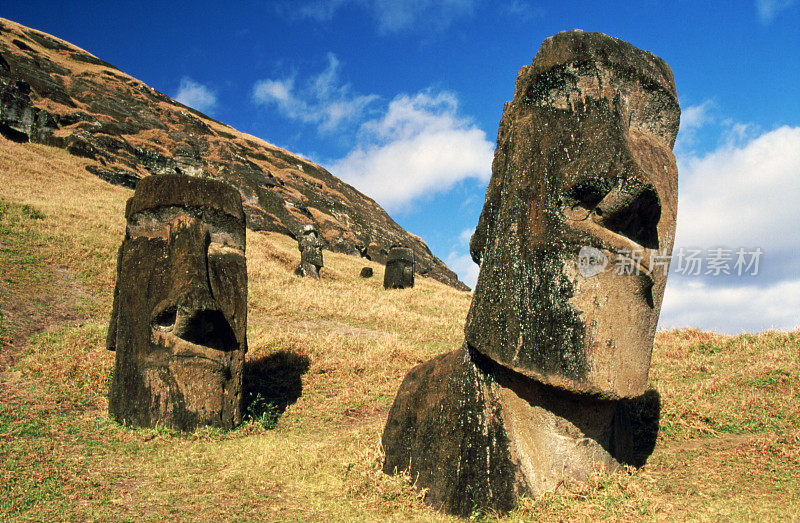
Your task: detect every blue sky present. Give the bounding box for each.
[4,1,799,333]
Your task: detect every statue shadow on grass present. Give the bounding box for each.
[242,350,311,428]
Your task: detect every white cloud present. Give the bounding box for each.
[673,100,717,155]
[293,0,350,21]
[280,0,478,33]
[660,124,800,332]
[330,91,494,210]
[449,228,479,289]
[756,0,797,24]
[458,227,474,245]
[447,251,479,290]
[675,125,800,253]
[370,0,478,33]
[660,278,800,332]
[254,78,294,103]
[174,77,217,113]
[500,0,544,20]
[680,100,714,130]
[252,54,378,132]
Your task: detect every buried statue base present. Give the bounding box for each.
[382,345,659,517]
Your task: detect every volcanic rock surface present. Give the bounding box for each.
[0,17,467,290]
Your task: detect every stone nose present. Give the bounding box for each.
[171,305,238,351]
[155,213,238,351]
[592,180,661,250]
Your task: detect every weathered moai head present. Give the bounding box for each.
[466,30,680,399]
[302,223,318,237]
[384,246,415,289]
[107,174,248,430]
[296,224,324,278]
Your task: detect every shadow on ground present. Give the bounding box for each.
[242,350,311,428]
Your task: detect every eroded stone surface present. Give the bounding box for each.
[382,345,660,516]
[466,29,680,399]
[107,174,248,431]
[382,347,523,516]
[295,224,324,279]
[383,246,414,289]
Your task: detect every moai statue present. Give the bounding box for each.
[382,30,679,516]
[295,224,324,279]
[383,246,414,289]
[107,174,248,431]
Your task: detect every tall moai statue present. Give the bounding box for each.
[382,30,679,516]
[383,246,414,289]
[107,174,248,431]
[295,224,324,279]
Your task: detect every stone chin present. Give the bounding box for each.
[465,250,658,399]
[562,248,658,398]
[143,330,243,426]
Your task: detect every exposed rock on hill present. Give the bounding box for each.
[0,17,467,290]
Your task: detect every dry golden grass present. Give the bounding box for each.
[1,137,798,520]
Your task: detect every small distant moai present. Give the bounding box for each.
[295,224,324,279]
[382,30,679,516]
[107,174,248,431]
[383,246,414,289]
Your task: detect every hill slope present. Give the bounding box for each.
[0,17,468,290]
[1,137,799,520]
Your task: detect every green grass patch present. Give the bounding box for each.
[746,369,797,390]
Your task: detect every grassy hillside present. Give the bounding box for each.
[1,137,798,520]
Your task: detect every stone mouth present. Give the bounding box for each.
[151,305,239,351]
[150,329,234,372]
[562,223,657,282]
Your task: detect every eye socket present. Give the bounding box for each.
[564,178,612,210]
[564,177,661,249]
[178,310,238,351]
[153,306,177,330]
[567,183,607,209]
[603,186,661,250]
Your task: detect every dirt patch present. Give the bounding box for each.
[661,432,773,453]
[250,314,393,342]
[0,263,90,372]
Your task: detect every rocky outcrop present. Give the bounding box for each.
[0,17,467,290]
[383,30,679,516]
